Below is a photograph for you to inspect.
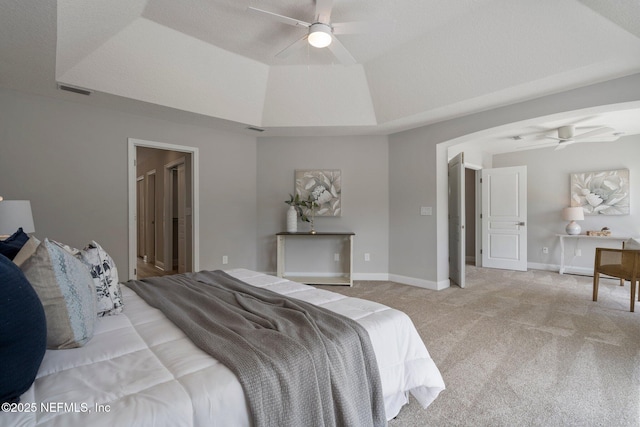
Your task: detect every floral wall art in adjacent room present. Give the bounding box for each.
[570,168,629,215]
[295,169,341,217]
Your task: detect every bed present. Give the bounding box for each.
[2,268,445,426]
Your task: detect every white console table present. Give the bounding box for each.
[276,232,355,286]
[557,234,629,274]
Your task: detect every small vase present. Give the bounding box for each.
[286,206,297,232]
[309,209,316,234]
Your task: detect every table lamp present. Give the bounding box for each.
[0,200,35,238]
[562,207,584,235]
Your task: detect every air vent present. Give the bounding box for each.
[57,84,92,96]
[245,126,265,133]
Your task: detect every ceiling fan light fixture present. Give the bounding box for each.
[308,23,332,48]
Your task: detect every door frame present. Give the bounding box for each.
[448,152,465,288]
[127,138,199,280]
[164,157,186,273]
[146,170,157,265]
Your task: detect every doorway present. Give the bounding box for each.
[448,152,527,288]
[128,138,200,280]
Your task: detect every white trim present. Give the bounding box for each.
[164,157,186,274]
[388,274,450,290]
[155,260,166,271]
[527,262,596,276]
[352,273,389,281]
[127,138,200,280]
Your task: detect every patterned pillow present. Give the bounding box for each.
[0,228,29,260]
[79,241,123,317]
[21,239,97,349]
[0,254,47,403]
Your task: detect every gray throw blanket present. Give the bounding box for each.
[126,270,386,427]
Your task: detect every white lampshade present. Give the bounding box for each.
[562,207,584,221]
[0,200,35,235]
[308,23,332,48]
[562,206,583,235]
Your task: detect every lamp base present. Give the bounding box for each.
[566,221,581,235]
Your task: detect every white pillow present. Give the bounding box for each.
[625,238,640,250]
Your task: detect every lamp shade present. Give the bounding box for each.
[562,207,584,221]
[0,200,35,235]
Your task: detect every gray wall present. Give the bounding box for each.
[388,129,441,287]
[493,135,640,273]
[0,88,258,278]
[256,136,389,279]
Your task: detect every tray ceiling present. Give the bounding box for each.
[2,0,640,139]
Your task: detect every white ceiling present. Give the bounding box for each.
[2,0,640,151]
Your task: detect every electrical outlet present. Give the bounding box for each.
[364,253,371,261]
[222,255,228,265]
[420,206,432,216]
[542,247,549,254]
[334,253,340,262]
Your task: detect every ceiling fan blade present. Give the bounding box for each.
[516,142,556,150]
[275,34,309,59]
[555,139,579,150]
[315,0,334,23]
[247,7,311,28]
[332,20,395,35]
[573,126,614,140]
[327,35,357,65]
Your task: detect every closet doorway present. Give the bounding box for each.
[128,139,199,280]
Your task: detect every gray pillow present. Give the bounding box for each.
[21,239,97,349]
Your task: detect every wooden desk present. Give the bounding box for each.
[557,234,629,274]
[276,232,355,286]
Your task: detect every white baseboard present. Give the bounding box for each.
[528,262,596,276]
[388,274,450,290]
[155,261,166,271]
[258,270,447,290]
[353,273,389,281]
[527,262,558,272]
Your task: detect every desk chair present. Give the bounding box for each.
[593,247,640,312]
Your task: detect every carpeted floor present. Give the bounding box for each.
[319,266,640,426]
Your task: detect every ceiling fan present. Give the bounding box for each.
[247,0,387,65]
[518,125,618,151]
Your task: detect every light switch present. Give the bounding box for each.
[420,206,432,216]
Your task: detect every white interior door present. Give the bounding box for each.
[481,166,527,271]
[448,153,465,288]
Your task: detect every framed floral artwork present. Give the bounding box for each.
[295,169,341,217]
[570,168,629,215]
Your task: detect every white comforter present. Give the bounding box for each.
[2,269,445,426]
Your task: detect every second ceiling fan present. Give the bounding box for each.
[520,125,618,151]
